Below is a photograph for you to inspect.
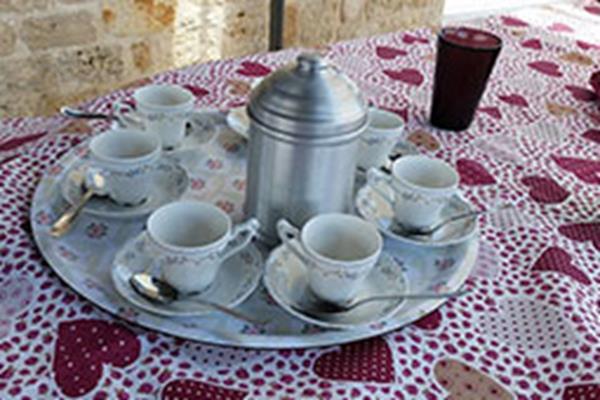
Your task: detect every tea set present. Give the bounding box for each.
[48,74,480,330]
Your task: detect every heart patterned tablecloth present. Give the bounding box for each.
[1,1,599,399]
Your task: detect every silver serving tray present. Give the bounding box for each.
[31,114,478,348]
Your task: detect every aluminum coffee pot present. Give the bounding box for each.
[244,53,368,243]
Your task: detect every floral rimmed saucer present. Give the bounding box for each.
[355,182,478,247]
[264,242,408,329]
[111,232,263,317]
[61,156,189,219]
[181,109,227,148]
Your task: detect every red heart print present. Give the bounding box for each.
[376,46,408,60]
[565,85,597,102]
[585,111,600,125]
[434,358,513,400]
[548,22,574,33]
[479,297,578,351]
[313,337,394,383]
[528,61,563,77]
[501,16,529,27]
[412,309,442,330]
[532,247,591,285]
[182,85,209,98]
[583,129,600,144]
[0,277,34,338]
[161,380,248,400]
[0,131,47,152]
[584,5,600,15]
[53,319,141,397]
[521,38,542,50]
[558,222,600,251]
[456,159,496,186]
[382,107,408,123]
[499,93,529,107]
[402,33,428,44]
[521,176,569,204]
[576,40,600,51]
[590,71,600,98]
[563,383,600,399]
[478,106,502,120]
[552,155,600,185]
[383,69,424,86]
[471,241,502,279]
[236,61,272,77]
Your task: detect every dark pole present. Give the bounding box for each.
[269,0,285,50]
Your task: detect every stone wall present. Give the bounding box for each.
[284,0,444,48]
[0,0,270,117]
[0,0,443,117]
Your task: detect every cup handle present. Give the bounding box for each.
[113,101,145,130]
[276,219,311,266]
[218,218,260,260]
[366,168,395,206]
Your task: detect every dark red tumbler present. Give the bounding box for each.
[430,27,502,131]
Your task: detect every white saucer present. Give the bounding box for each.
[356,183,478,247]
[264,241,408,330]
[181,109,226,148]
[61,156,189,219]
[226,106,250,140]
[111,232,263,317]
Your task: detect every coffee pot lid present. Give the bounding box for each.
[248,53,368,138]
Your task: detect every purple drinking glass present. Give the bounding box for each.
[430,27,502,131]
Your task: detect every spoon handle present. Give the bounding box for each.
[61,106,116,121]
[350,289,469,309]
[430,209,487,232]
[197,299,267,326]
[50,188,94,237]
[428,204,514,234]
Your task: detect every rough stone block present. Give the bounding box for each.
[220,0,270,58]
[102,0,176,36]
[0,55,58,116]
[0,0,50,12]
[56,44,125,84]
[21,11,97,50]
[284,0,342,48]
[131,41,152,72]
[0,21,16,56]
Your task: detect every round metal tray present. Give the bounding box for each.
[31,112,478,348]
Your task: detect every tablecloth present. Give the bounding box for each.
[0,1,598,399]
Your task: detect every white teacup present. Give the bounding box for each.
[277,214,382,305]
[146,201,259,294]
[116,84,195,149]
[88,129,161,205]
[367,155,459,230]
[357,108,405,170]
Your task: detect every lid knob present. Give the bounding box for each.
[297,53,327,72]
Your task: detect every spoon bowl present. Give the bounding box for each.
[129,272,267,326]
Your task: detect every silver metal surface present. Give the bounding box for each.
[245,53,368,242]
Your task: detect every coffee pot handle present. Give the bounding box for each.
[276,219,311,266]
[219,218,260,260]
[366,168,395,206]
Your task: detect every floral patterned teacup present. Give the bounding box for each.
[116,84,195,149]
[357,107,404,170]
[146,200,259,294]
[88,129,161,206]
[367,155,459,231]
[277,214,382,305]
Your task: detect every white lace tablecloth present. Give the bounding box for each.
[0,2,598,399]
